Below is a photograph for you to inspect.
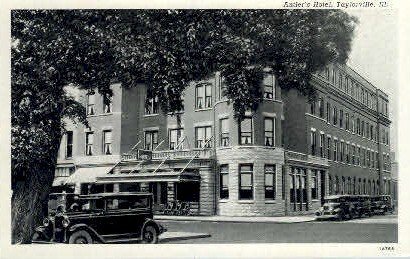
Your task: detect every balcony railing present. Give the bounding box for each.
[121,149,214,161]
[285,151,308,161]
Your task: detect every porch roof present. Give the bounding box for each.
[59,166,113,185]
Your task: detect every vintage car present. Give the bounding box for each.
[355,195,373,217]
[371,195,394,214]
[315,195,355,220]
[32,192,167,244]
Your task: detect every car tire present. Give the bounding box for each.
[69,230,93,244]
[142,225,158,244]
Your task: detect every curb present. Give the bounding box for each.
[155,217,316,224]
[159,232,211,243]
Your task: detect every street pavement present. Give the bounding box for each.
[157,214,397,243]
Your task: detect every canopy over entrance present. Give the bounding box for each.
[53,166,113,186]
[96,168,200,183]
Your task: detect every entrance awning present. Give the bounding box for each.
[63,166,113,185]
[96,169,200,183]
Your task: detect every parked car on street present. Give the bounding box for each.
[315,195,355,220]
[371,195,394,214]
[32,192,167,244]
[355,195,373,217]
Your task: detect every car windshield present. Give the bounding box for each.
[107,196,150,210]
[48,193,78,213]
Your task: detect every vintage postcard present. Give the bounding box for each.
[1,0,409,258]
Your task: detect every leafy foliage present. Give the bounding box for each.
[11,9,356,243]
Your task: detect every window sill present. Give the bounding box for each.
[311,199,320,202]
[143,114,159,117]
[195,108,213,112]
[219,199,229,203]
[237,200,254,204]
[87,112,115,118]
[265,200,276,204]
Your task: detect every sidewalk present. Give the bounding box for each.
[155,215,316,223]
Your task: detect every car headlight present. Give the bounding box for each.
[62,217,70,228]
[43,218,50,227]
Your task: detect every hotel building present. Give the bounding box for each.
[54,63,394,216]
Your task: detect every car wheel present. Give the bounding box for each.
[142,226,158,244]
[69,230,93,244]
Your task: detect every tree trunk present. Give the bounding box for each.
[11,163,56,244]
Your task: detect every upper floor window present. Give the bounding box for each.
[220,118,230,147]
[333,139,338,162]
[333,107,338,125]
[310,100,316,115]
[263,74,275,100]
[310,130,317,156]
[219,165,229,199]
[327,136,331,159]
[319,133,325,158]
[345,113,349,130]
[195,126,212,148]
[356,118,360,134]
[145,96,159,115]
[339,109,344,128]
[169,128,184,150]
[240,117,253,145]
[332,69,337,84]
[352,145,356,165]
[319,98,324,118]
[103,95,113,113]
[264,165,276,200]
[87,94,95,115]
[103,130,112,155]
[66,131,73,158]
[195,83,212,109]
[361,121,365,137]
[370,125,374,140]
[340,141,345,162]
[144,130,158,151]
[85,132,94,156]
[239,164,253,200]
[264,117,275,147]
[219,77,227,100]
[326,103,331,123]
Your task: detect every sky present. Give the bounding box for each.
[345,9,398,158]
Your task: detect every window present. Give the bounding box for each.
[311,170,318,200]
[219,165,229,199]
[195,83,212,109]
[310,100,316,115]
[65,131,73,158]
[340,141,345,162]
[85,132,94,156]
[103,94,113,113]
[370,125,374,140]
[310,130,317,156]
[103,130,112,155]
[351,116,355,133]
[240,117,253,145]
[220,118,230,147]
[362,148,366,166]
[333,139,337,162]
[169,128,184,150]
[263,74,275,99]
[239,164,253,200]
[346,143,350,164]
[87,94,95,115]
[326,103,331,123]
[357,147,361,166]
[195,126,212,148]
[345,113,349,130]
[219,76,227,100]
[264,118,275,147]
[265,165,276,200]
[361,120,365,137]
[333,107,338,125]
[366,122,370,139]
[327,136,331,159]
[319,98,324,118]
[319,133,325,158]
[339,109,344,128]
[145,96,159,115]
[352,145,356,165]
[356,118,360,134]
[144,130,158,151]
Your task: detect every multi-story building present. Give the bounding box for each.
[53,63,394,216]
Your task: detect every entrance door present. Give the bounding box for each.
[320,170,326,205]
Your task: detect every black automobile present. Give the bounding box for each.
[315,195,354,220]
[371,195,394,214]
[32,192,167,244]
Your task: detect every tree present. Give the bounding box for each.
[11,9,356,243]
